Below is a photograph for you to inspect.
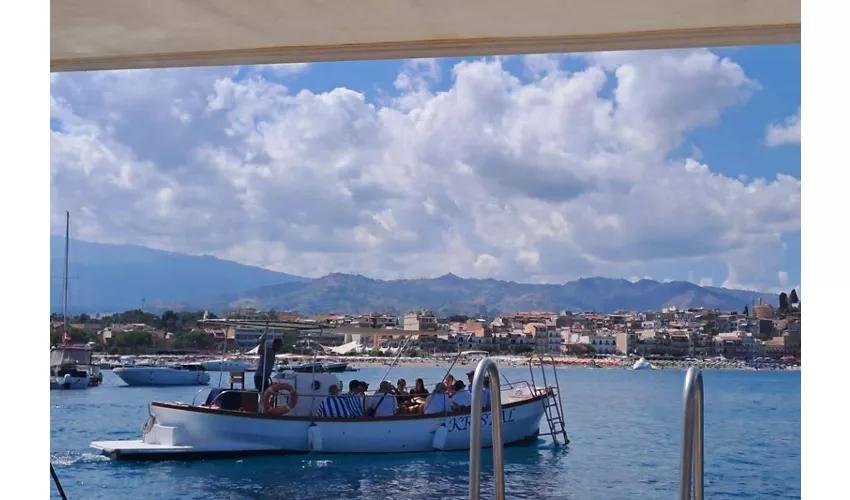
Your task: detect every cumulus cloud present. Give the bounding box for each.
[49,49,800,291]
[765,108,801,146]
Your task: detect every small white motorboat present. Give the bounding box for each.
[50,345,102,390]
[632,357,654,370]
[50,213,103,390]
[113,363,211,387]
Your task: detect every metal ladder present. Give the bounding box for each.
[678,367,705,500]
[528,355,569,445]
[469,358,506,500]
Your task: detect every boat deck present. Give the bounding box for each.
[90,440,284,461]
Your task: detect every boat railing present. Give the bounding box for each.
[469,358,506,500]
[678,367,705,500]
[191,387,214,405]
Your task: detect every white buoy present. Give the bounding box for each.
[432,423,448,450]
[307,423,323,452]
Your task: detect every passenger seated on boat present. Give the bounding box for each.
[342,379,365,417]
[466,370,475,385]
[444,374,457,396]
[450,380,472,412]
[395,379,412,404]
[409,378,430,399]
[316,385,350,418]
[422,383,451,415]
[366,381,398,417]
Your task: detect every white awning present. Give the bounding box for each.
[51,0,800,72]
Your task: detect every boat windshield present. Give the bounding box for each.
[51,348,92,366]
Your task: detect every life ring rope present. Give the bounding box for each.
[263,383,298,416]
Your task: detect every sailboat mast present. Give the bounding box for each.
[63,211,70,333]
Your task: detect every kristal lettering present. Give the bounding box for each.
[446,409,516,433]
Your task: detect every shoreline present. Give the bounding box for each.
[92,353,800,372]
[346,358,800,372]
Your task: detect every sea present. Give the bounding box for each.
[50,366,801,500]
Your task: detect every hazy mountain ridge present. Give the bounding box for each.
[50,236,308,313]
[51,237,778,315]
[169,273,778,316]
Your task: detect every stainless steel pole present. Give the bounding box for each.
[678,367,705,500]
[469,358,506,500]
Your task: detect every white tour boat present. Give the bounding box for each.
[113,363,211,387]
[90,357,569,460]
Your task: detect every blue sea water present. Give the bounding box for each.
[50,367,800,500]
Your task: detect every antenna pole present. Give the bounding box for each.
[62,211,70,333]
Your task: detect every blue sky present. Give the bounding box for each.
[50,45,800,292]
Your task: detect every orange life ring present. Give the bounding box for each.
[263,383,298,416]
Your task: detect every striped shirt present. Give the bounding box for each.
[340,392,365,417]
[316,396,351,418]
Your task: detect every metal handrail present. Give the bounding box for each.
[678,367,705,500]
[469,358,506,500]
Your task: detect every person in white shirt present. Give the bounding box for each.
[367,381,398,417]
[423,382,451,415]
[466,370,492,409]
[481,377,492,409]
[450,380,472,412]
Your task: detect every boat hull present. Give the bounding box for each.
[201,360,253,372]
[113,367,211,387]
[91,393,549,460]
[50,375,89,390]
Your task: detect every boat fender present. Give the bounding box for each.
[97,372,103,384]
[307,423,323,452]
[62,374,72,390]
[432,423,448,451]
[263,383,299,416]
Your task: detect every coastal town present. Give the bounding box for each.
[51,294,801,362]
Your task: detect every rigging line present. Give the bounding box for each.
[50,463,69,500]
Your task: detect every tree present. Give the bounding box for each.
[171,330,214,350]
[789,289,799,305]
[778,292,789,313]
[111,331,154,351]
[743,305,749,317]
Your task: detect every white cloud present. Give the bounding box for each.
[765,108,801,146]
[49,50,800,290]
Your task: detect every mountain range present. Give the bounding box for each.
[50,236,307,314]
[51,236,778,316]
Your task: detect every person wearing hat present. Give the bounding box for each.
[366,381,398,417]
[422,382,451,415]
[466,370,475,385]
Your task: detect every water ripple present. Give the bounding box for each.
[50,368,800,500]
